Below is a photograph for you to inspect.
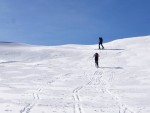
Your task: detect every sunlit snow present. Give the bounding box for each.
[0,36,150,113]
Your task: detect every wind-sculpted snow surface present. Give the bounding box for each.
[0,36,150,113]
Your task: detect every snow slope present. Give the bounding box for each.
[0,36,150,113]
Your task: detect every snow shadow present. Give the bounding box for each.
[94,49,125,51]
[103,49,125,50]
[101,66,123,69]
[0,61,20,64]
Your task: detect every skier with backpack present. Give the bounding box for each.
[93,52,99,68]
[99,37,104,49]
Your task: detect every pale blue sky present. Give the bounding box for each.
[0,0,149,45]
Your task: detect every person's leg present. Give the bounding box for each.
[95,60,97,67]
[101,44,104,49]
[95,63,97,67]
[97,61,99,68]
[99,43,101,49]
[96,61,99,68]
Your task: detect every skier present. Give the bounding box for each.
[94,52,99,68]
[99,37,104,49]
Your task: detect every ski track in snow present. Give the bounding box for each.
[93,49,135,113]
[73,86,84,113]
[72,72,93,113]
[20,88,41,113]
[86,47,136,113]
[19,65,72,113]
[90,69,135,113]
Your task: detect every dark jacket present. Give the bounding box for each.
[94,53,99,61]
[99,37,103,44]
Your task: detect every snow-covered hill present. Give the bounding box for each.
[0,36,150,113]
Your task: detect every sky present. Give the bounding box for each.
[0,0,149,45]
